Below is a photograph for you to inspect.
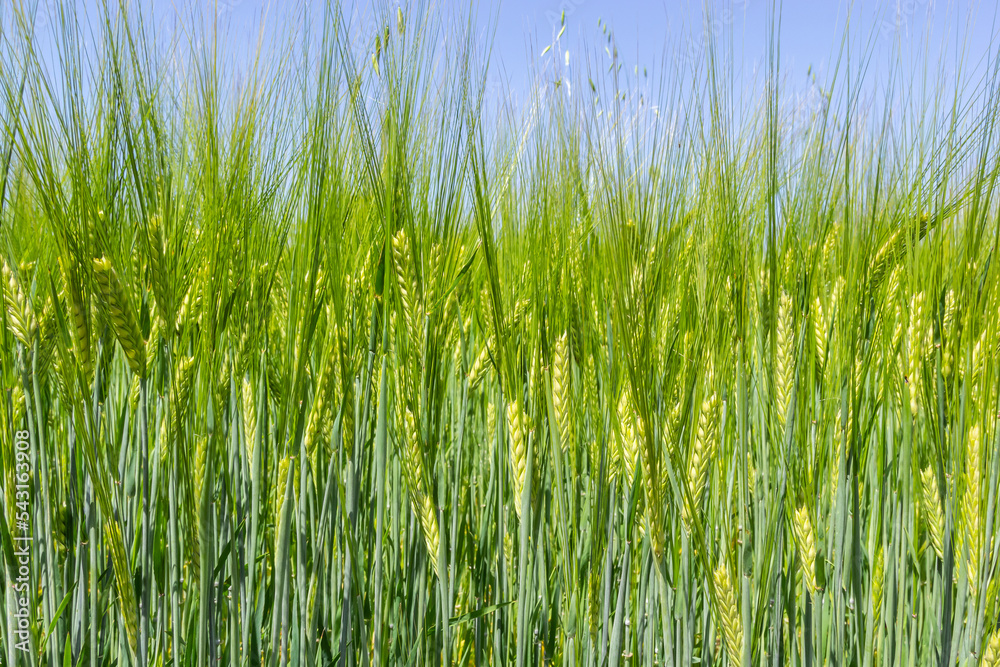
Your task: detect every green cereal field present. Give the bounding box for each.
[2,2,1000,665]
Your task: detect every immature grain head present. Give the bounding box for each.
[2,260,36,346]
[425,242,442,313]
[830,275,845,309]
[401,408,427,492]
[713,559,743,667]
[667,386,684,447]
[984,631,1000,667]
[971,329,989,406]
[241,377,256,463]
[872,544,884,630]
[477,283,492,333]
[822,224,839,268]
[304,342,339,468]
[682,390,718,532]
[400,408,440,573]
[906,291,928,417]
[94,257,146,377]
[507,398,527,517]
[885,266,904,357]
[391,228,419,343]
[792,505,818,595]
[504,531,515,584]
[553,332,573,453]
[776,290,794,430]
[340,339,355,459]
[468,338,493,387]
[885,264,902,306]
[963,424,982,598]
[128,375,141,413]
[415,490,440,575]
[58,255,92,380]
[486,401,497,455]
[105,519,139,658]
[920,466,945,560]
[37,298,58,373]
[872,228,903,280]
[529,342,541,406]
[147,213,174,331]
[451,336,462,375]
[156,415,169,469]
[170,356,196,448]
[617,390,639,489]
[274,455,293,530]
[941,289,957,377]
[175,284,193,333]
[829,408,846,504]
[46,501,66,556]
[628,390,662,554]
[813,296,828,367]
[145,315,160,373]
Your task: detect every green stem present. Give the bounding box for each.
[138,376,149,667]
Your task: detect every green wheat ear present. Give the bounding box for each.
[105,519,140,659]
[2,260,36,346]
[553,332,574,456]
[793,505,818,595]
[776,290,794,430]
[713,559,743,666]
[906,291,928,417]
[57,255,92,382]
[274,455,293,534]
[303,338,338,469]
[812,295,828,365]
[241,376,257,462]
[93,256,146,378]
[872,543,884,631]
[507,397,527,518]
[147,213,176,332]
[617,388,639,488]
[391,228,419,344]
[963,424,982,598]
[682,390,718,532]
[401,408,440,574]
[467,337,493,386]
[920,466,945,560]
[981,631,1000,667]
[941,289,957,377]
[486,400,497,453]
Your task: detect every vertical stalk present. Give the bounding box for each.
[245,361,266,665]
[515,435,534,667]
[29,342,59,667]
[271,457,294,667]
[138,377,150,667]
[230,385,243,667]
[372,343,388,667]
[168,439,181,663]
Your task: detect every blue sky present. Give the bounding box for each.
[477,0,996,104]
[13,0,1000,111]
